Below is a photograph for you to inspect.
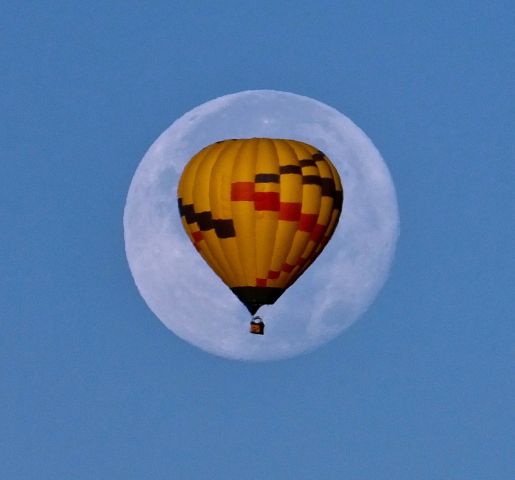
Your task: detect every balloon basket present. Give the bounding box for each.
[249,319,265,335]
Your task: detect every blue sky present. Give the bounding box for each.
[2,1,514,478]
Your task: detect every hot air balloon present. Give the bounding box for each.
[177,138,343,334]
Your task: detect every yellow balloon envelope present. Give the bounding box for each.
[177,138,343,315]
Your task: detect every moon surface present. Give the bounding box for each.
[124,90,399,361]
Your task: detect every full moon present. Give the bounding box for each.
[124,90,399,361]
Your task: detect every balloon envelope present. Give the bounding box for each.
[177,138,343,314]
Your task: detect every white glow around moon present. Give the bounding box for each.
[124,90,399,361]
